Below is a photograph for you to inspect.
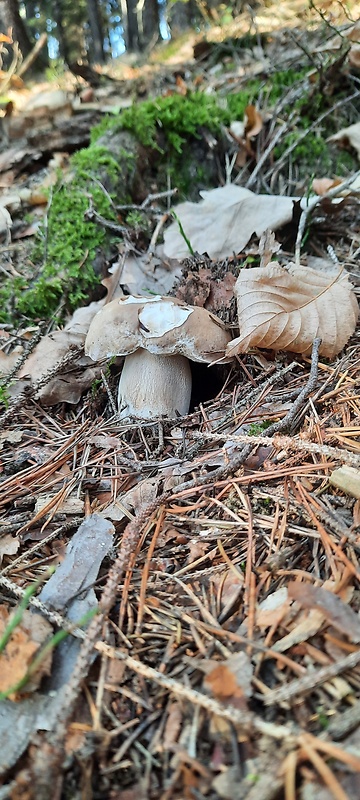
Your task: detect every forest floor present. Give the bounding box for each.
[1,1,360,798]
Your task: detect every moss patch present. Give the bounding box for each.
[1,71,357,326]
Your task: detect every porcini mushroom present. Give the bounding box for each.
[85,295,231,419]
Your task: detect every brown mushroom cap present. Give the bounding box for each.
[85,295,231,363]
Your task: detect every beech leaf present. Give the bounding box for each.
[226,262,358,359]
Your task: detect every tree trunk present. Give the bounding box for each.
[168,0,192,34]
[52,0,71,63]
[87,0,105,63]
[142,0,159,49]
[0,0,34,58]
[125,0,140,52]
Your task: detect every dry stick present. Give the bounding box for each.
[262,337,321,436]
[84,204,128,235]
[262,647,360,707]
[96,641,296,742]
[17,32,47,77]
[191,431,360,468]
[295,170,360,267]
[116,188,178,212]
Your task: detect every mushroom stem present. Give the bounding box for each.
[118,348,192,419]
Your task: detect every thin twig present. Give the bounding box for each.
[263,337,321,434]
[295,171,360,265]
[263,647,360,706]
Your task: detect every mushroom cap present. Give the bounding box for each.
[118,349,192,419]
[85,295,231,363]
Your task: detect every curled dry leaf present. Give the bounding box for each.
[226,262,358,359]
[0,607,53,698]
[288,581,360,643]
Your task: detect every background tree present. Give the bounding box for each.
[87,0,105,63]
[0,0,34,58]
[0,0,231,68]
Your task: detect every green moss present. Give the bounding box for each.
[92,92,230,153]
[248,421,271,435]
[1,71,355,327]
[0,147,120,324]
[71,145,121,182]
[0,382,10,409]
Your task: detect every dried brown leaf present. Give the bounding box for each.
[0,534,19,563]
[226,262,358,359]
[163,702,183,748]
[203,652,253,701]
[0,607,53,698]
[288,582,360,643]
[244,104,263,139]
[312,177,343,196]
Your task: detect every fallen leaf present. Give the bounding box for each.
[0,535,19,563]
[259,229,281,267]
[0,430,24,450]
[0,607,53,698]
[226,262,358,359]
[244,104,263,140]
[106,250,182,298]
[288,581,360,643]
[163,702,183,748]
[102,477,159,521]
[312,177,343,195]
[256,587,291,629]
[163,185,298,259]
[345,20,360,41]
[329,122,360,159]
[0,345,24,377]
[17,300,104,404]
[212,766,243,800]
[203,651,253,700]
[349,44,360,67]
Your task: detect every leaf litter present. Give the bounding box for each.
[1,2,360,799]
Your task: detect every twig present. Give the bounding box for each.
[17,32,47,77]
[295,171,360,265]
[116,188,178,212]
[84,204,128,235]
[262,647,360,706]
[190,431,360,467]
[263,337,321,434]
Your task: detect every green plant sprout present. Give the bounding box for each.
[0,599,98,701]
[248,421,272,436]
[170,210,194,255]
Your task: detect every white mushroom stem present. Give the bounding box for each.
[118,348,192,420]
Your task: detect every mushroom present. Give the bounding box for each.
[85,295,232,419]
